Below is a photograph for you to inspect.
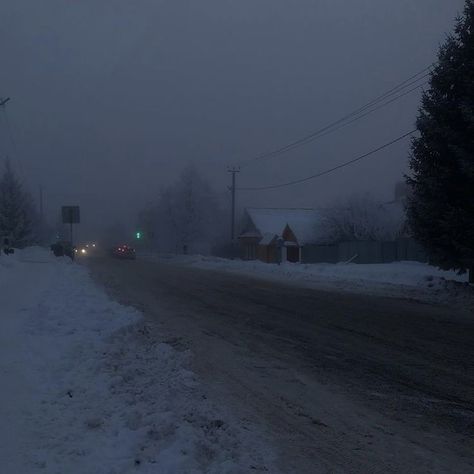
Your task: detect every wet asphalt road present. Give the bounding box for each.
[87,256,474,473]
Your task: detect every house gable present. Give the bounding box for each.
[242,208,324,245]
[239,210,262,242]
[282,224,298,244]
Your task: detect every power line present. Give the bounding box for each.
[238,129,417,191]
[243,69,430,164]
[306,81,427,141]
[239,65,432,167]
[240,74,427,166]
[344,67,431,117]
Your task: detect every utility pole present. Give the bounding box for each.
[39,185,44,243]
[39,185,44,221]
[228,166,240,250]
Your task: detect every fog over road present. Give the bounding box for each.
[87,256,474,473]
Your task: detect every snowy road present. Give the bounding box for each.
[88,256,474,473]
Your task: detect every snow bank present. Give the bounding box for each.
[0,248,277,473]
[153,254,471,301]
[0,246,64,275]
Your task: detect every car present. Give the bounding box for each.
[111,244,136,260]
[75,245,88,256]
[51,240,74,258]
[75,242,98,256]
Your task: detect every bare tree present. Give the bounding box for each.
[323,193,405,242]
[142,166,224,254]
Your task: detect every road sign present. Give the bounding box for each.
[62,206,80,224]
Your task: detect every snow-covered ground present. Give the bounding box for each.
[0,248,277,473]
[150,254,472,303]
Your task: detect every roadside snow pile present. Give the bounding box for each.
[155,254,471,301]
[0,248,277,473]
[0,246,61,274]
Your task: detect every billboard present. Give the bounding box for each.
[62,206,80,224]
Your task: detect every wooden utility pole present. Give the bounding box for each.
[228,166,240,246]
[39,185,44,243]
[39,185,44,221]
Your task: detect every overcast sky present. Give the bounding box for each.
[0,0,466,239]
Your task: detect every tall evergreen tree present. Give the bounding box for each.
[407,0,474,283]
[0,158,34,247]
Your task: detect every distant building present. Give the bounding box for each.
[238,208,325,263]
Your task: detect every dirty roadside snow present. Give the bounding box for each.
[149,254,472,304]
[0,248,277,473]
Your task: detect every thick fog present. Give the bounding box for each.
[0,0,466,241]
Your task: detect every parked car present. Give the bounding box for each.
[111,244,136,260]
[51,241,74,259]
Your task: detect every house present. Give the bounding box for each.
[239,208,325,263]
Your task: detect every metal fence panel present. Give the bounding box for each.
[396,238,427,262]
[338,241,382,263]
[301,244,339,263]
[301,239,427,264]
[381,241,397,263]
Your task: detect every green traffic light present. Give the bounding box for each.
[136,231,141,239]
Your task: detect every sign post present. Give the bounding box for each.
[61,206,80,260]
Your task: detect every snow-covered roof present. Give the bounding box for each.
[239,230,262,239]
[260,232,277,246]
[244,208,324,245]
